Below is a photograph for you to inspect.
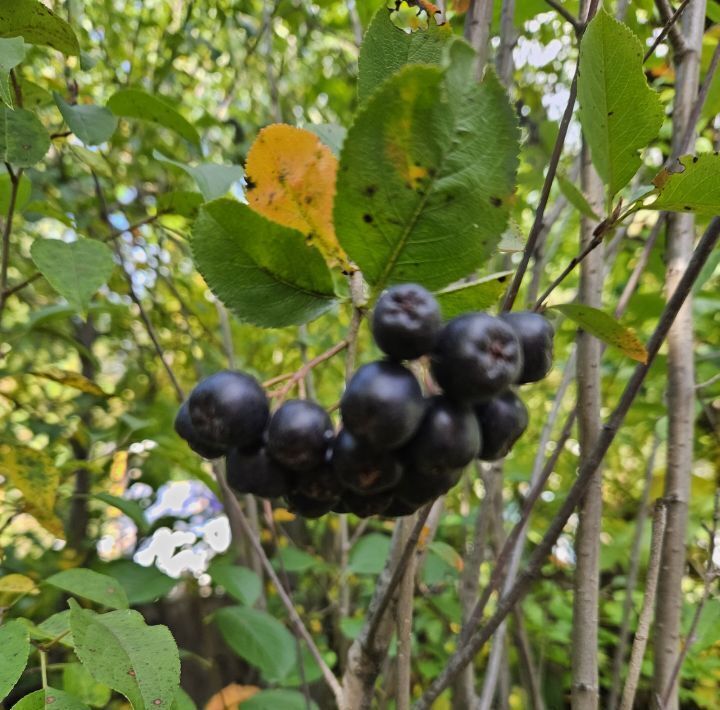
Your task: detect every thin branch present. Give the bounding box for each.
[396,518,418,710]
[646,0,691,62]
[619,499,668,710]
[0,164,22,324]
[215,461,345,707]
[414,217,720,709]
[608,433,661,710]
[271,339,350,401]
[544,0,582,34]
[660,488,720,708]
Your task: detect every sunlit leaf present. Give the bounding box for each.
[577,10,663,197]
[434,271,513,318]
[54,93,118,145]
[552,303,648,363]
[0,620,31,702]
[29,367,107,396]
[0,107,50,166]
[0,0,80,56]
[647,154,720,215]
[46,569,129,609]
[245,124,350,270]
[0,37,25,107]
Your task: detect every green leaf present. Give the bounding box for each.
[435,271,513,318]
[551,303,648,363]
[358,7,452,102]
[0,37,25,107]
[349,533,391,575]
[46,569,129,609]
[154,151,243,200]
[272,547,318,574]
[30,237,115,312]
[305,123,346,156]
[213,606,295,680]
[108,89,200,148]
[65,143,112,177]
[242,690,319,710]
[0,171,31,213]
[12,688,90,710]
[92,493,149,535]
[647,154,720,215]
[62,663,112,709]
[69,601,180,710]
[335,62,518,293]
[207,558,261,606]
[24,199,74,226]
[36,610,73,647]
[0,107,50,166]
[0,620,30,702]
[0,0,80,56]
[100,560,176,606]
[171,688,196,710]
[54,93,117,145]
[557,174,600,220]
[157,190,204,217]
[191,199,337,328]
[577,10,663,198]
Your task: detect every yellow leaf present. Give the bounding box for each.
[204,683,260,710]
[29,367,107,396]
[273,507,296,523]
[245,124,351,270]
[0,573,37,595]
[0,443,65,539]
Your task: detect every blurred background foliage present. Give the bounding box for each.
[0,0,719,708]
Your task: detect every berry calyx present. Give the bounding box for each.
[371,283,442,360]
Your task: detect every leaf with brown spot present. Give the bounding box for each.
[647,154,720,215]
[552,303,648,363]
[245,124,350,270]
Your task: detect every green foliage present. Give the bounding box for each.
[0,0,80,55]
[69,601,180,710]
[12,687,90,709]
[0,106,49,166]
[46,569,130,609]
[207,557,262,606]
[213,606,296,680]
[335,61,518,293]
[30,237,115,313]
[648,154,720,215]
[191,200,337,327]
[0,37,26,107]
[578,9,664,199]
[54,93,118,146]
[154,151,243,201]
[434,272,513,317]
[0,620,31,701]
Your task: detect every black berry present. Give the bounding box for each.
[295,462,343,503]
[174,401,226,459]
[285,491,335,519]
[431,313,523,402]
[500,311,554,383]
[226,448,291,498]
[381,497,420,518]
[188,370,269,449]
[266,399,334,472]
[332,429,403,495]
[340,360,425,450]
[401,396,481,474]
[371,283,442,360]
[395,466,463,507]
[475,390,529,461]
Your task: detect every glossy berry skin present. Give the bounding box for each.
[189,370,269,449]
[382,497,419,518]
[402,396,481,474]
[266,400,334,472]
[226,448,291,498]
[340,361,425,451]
[174,401,226,459]
[475,390,529,461]
[371,283,442,360]
[431,313,523,403]
[396,466,463,507]
[332,429,403,495]
[341,490,394,518]
[500,311,554,384]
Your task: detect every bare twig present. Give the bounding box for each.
[544,0,582,34]
[0,164,22,325]
[414,217,720,709]
[396,518,418,710]
[646,0,691,62]
[660,489,720,707]
[216,461,344,707]
[608,433,662,710]
[619,500,668,710]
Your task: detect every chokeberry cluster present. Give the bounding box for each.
[174,283,554,518]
